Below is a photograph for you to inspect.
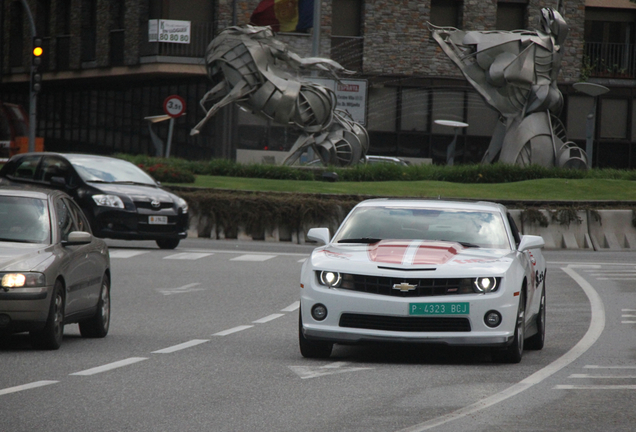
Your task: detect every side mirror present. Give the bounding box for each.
[62,231,93,246]
[307,227,330,245]
[518,234,545,251]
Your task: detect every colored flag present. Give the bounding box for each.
[250,0,314,33]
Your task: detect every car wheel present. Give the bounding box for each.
[525,288,546,350]
[30,280,65,350]
[79,274,111,338]
[156,238,180,249]
[492,290,525,364]
[299,311,333,359]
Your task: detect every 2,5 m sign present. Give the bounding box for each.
[148,20,191,44]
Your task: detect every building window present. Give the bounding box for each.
[368,87,397,132]
[9,2,24,68]
[600,99,628,139]
[81,0,96,63]
[332,0,362,37]
[584,8,636,78]
[400,89,429,132]
[496,1,526,31]
[430,0,463,28]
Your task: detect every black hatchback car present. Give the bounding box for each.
[0,153,189,249]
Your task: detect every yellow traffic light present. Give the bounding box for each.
[33,46,43,57]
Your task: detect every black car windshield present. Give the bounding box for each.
[0,196,50,243]
[67,156,157,185]
[333,206,511,250]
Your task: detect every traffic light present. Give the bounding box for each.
[31,37,43,93]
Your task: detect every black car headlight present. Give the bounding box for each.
[458,277,500,294]
[176,197,188,214]
[92,194,125,209]
[317,271,354,289]
[1,272,46,290]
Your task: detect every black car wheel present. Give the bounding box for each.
[79,274,111,338]
[492,290,525,364]
[299,311,333,359]
[156,238,180,249]
[525,288,546,350]
[30,280,65,350]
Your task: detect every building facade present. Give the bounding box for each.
[2,0,636,168]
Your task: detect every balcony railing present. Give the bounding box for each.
[584,41,636,79]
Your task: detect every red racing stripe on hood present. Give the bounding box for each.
[367,240,463,265]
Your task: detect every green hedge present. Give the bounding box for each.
[116,154,636,184]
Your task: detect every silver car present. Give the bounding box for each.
[0,187,111,349]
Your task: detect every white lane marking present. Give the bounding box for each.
[585,365,636,369]
[396,265,605,432]
[152,339,209,354]
[289,362,374,379]
[0,380,58,396]
[109,250,148,259]
[230,254,276,262]
[253,314,284,324]
[157,282,205,296]
[213,325,253,336]
[281,301,300,312]
[298,258,307,263]
[401,241,424,265]
[163,253,213,260]
[622,321,636,324]
[595,278,636,281]
[623,309,636,312]
[569,374,636,379]
[555,385,636,390]
[70,357,148,376]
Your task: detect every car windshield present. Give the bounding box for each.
[67,156,157,185]
[0,196,50,243]
[333,206,511,250]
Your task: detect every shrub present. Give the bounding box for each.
[138,163,196,184]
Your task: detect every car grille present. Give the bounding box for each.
[339,313,471,332]
[345,275,467,297]
[135,201,174,210]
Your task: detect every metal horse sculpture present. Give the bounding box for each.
[191,25,369,166]
[430,8,587,168]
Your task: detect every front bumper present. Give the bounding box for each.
[0,286,53,333]
[93,209,188,240]
[300,282,520,347]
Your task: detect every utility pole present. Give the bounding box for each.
[20,0,38,152]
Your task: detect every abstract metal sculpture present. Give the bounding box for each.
[191,25,369,166]
[430,8,587,168]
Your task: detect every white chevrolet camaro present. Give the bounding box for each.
[298,199,547,363]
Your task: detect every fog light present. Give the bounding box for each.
[484,311,502,328]
[311,304,328,321]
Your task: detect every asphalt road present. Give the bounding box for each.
[1,238,635,432]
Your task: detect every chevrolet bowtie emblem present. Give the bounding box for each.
[393,282,417,292]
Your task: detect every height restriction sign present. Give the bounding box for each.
[164,95,186,118]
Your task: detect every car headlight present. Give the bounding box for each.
[473,277,499,293]
[92,194,125,208]
[177,197,188,213]
[317,271,355,289]
[1,272,45,289]
[458,277,500,294]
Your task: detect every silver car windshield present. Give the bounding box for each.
[68,156,157,185]
[333,206,511,250]
[0,196,50,244]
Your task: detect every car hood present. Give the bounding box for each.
[0,242,54,272]
[310,240,515,276]
[91,183,177,201]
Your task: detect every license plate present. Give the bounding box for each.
[149,216,168,225]
[409,302,469,316]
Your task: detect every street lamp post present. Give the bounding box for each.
[572,82,609,168]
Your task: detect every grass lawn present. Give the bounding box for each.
[166,176,636,202]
